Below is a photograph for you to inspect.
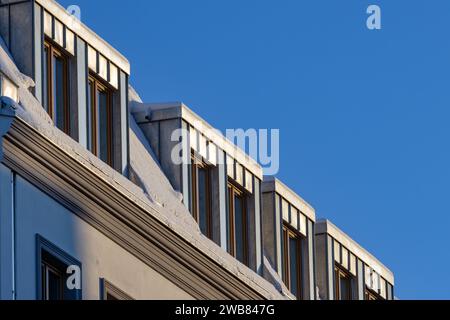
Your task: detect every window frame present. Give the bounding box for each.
[100,278,134,300]
[190,151,213,238]
[88,73,114,166]
[43,38,70,134]
[36,235,82,300]
[334,263,353,300]
[282,223,303,299]
[227,180,248,264]
[365,287,383,300]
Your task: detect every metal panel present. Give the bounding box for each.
[119,71,128,175]
[253,178,262,274]
[76,37,87,148]
[218,149,227,251]
[33,3,42,103]
[307,219,315,300]
[357,259,365,300]
[181,121,190,210]
[274,193,282,276]
[327,236,335,300]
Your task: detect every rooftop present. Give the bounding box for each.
[316,219,394,285]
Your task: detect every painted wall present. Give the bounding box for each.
[0,164,193,300]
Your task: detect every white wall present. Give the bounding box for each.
[8,171,193,300]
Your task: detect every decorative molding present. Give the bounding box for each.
[1,116,273,300]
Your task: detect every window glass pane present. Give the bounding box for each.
[234,194,245,263]
[289,236,299,297]
[97,88,109,163]
[198,167,208,235]
[53,54,66,131]
[339,274,351,300]
[47,268,62,300]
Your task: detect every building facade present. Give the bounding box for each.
[0,0,395,300]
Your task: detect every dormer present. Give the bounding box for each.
[131,102,264,274]
[315,220,395,300]
[261,177,316,300]
[0,0,130,174]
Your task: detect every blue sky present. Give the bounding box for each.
[57,0,450,299]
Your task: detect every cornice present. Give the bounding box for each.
[1,115,275,300]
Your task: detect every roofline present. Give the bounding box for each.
[262,176,316,222]
[132,102,264,179]
[315,219,394,285]
[36,0,130,74]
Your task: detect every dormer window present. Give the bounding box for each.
[335,264,352,300]
[88,75,113,166]
[282,224,303,299]
[227,181,248,264]
[190,152,213,238]
[43,39,69,133]
[365,288,381,300]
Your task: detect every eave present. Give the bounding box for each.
[0,113,280,300]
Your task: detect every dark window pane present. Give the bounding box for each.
[97,90,109,163]
[339,276,351,300]
[198,168,208,234]
[289,236,299,297]
[43,47,49,112]
[47,267,62,300]
[106,293,119,301]
[53,55,66,131]
[234,194,245,263]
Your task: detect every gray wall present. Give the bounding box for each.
[0,1,34,79]
[0,163,193,300]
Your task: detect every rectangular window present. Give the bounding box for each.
[190,153,212,238]
[227,181,248,264]
[37,235,82,300]
[100,279,133,300]
[335,264,352,300]
[43,40,69,133]
[282,224,302,299]
[365,288,382,300]
[88,75,113,165]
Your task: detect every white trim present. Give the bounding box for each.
[132,102,264,179]
[262,176,316,222]
[36,0,130,75]
[315,219,395,285]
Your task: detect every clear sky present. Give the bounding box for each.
[57,0,450,299]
